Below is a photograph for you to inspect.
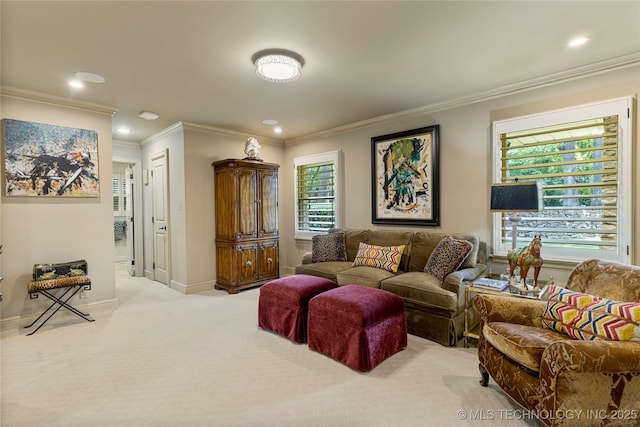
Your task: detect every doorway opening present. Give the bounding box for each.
[112,160,143,276]
[113,162,132,263]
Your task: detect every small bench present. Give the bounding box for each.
[25,260,94,336]
[308,285,407,372]
[258,274,338,343]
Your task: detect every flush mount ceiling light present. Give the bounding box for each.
[74,71,106,83]
[252,49,304,83]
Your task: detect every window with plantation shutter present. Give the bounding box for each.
[112,176,121,213]
[492,97,633,264]
[294,151,343,239]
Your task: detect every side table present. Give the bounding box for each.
[463,276,550,347]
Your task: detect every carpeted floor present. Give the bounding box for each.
[1,264,537,426]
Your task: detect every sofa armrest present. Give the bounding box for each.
[442,264,488,297]
[542,339,640,375]
[301,252,312,265]
[538,340,640,417]
[473,294,547,327]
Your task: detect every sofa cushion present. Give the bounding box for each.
[410,232,479,272]
[294,261,353,282]
[423,236,472,283]
[352,242,405,273]
[381,272,457,312]
[330,229,371,261]
[483,322,567,372]
[337,266,398,288]
[312,232,347,263]
[367,230,413,272]
[450,233,480,269]
[542,285,640,341]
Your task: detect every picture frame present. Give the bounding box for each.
[2,119,99,197]
[371,125,440,225]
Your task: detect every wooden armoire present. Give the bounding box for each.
[212,159,279,294]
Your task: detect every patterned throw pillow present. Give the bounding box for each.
[312,232,348,263]
[542,285,640,341]
[352,242,405,273]
[423,236,473,283]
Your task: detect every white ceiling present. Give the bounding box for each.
[2,1,639,144]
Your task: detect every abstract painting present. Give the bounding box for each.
[371,125,440,225]
[2,119,99,197]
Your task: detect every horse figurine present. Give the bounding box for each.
[507,235,543,291]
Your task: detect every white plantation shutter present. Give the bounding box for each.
[492,97,632,263]
[294,151,343,239]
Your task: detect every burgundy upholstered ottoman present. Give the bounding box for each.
[258,274,338,343]
[307,285,407,372]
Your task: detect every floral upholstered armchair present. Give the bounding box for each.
[474,259,640,427]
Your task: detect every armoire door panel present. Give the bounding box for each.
[237,169,257,239]
[259,169,278,239]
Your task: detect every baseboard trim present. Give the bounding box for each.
[1,298,120,333]
[169,279,215,295]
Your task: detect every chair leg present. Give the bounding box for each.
[25,285,94,336]
[479,363,490,387]
[24,286,77,329]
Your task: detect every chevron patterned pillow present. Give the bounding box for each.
[542,285,640,341]
[352,242,406,273]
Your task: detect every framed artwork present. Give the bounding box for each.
[371,125,440,225]
[2,119,99,197]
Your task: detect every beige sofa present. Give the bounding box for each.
[295,228,487,346]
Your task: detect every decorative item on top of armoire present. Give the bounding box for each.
[243,137,262,161]
[212,158,279,294]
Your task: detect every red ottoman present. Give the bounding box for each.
[258,275,338,343]
[308,285,407,372]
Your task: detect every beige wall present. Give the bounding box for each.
[1,95,117,321]
[141,123,285,293]
[281,65,640,284]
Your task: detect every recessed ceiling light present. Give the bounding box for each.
[116,128,131,134]
[274,127,283,134]
[69,79,84,89]
[74,71,106,83]
[139,111,160,120]
[568,37,589,48]
[262,119,279,125]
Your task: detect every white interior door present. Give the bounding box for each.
[151,151,169,285]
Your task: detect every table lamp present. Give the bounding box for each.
[490,181,542,250]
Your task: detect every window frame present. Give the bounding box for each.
[294,150,343,240]
[491,97,633,264]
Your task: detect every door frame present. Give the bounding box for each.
[112,156,144,276]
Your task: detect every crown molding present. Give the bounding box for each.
[181,121,284,146]
[285,52,640,146]
[113,139,142,150]
[0,86,118,116]
[140,121,185,146]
